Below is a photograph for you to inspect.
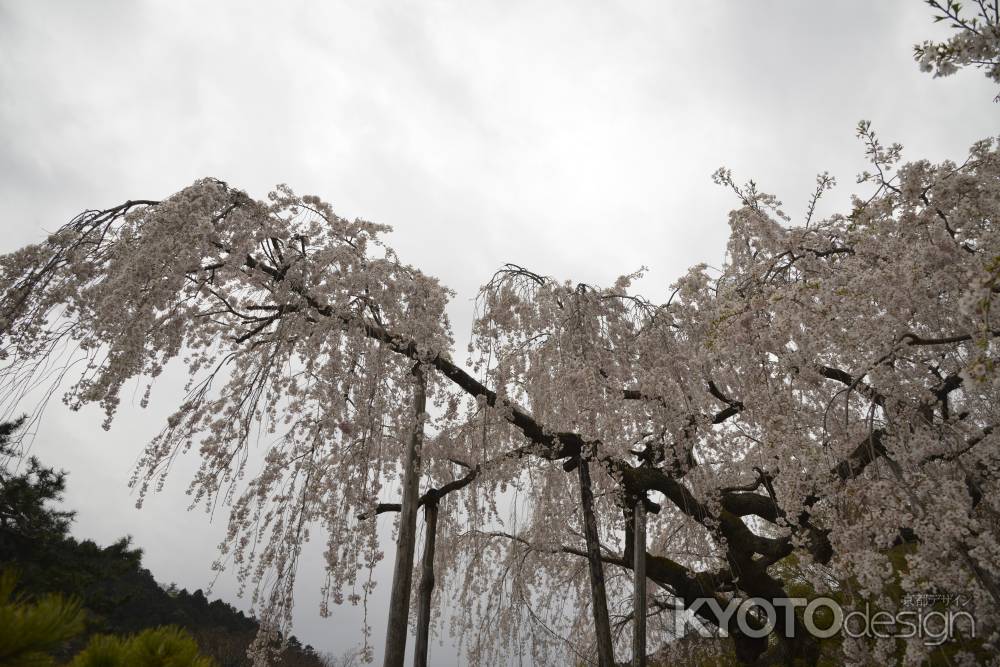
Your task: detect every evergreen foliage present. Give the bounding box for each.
[0,569,84,667]
[0,420,326,666]
[69,626,215,667]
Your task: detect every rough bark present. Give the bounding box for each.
[413,499,438,667]
[383,364,426,667]
[578,457,615,667]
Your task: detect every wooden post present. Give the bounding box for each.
[578,457,615,667]
[633,497,647,667]
[413,499,439,667]
[383,364,426,667]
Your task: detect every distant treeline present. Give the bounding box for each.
[0,418,328,666]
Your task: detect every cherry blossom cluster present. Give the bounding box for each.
[0,6,998,665]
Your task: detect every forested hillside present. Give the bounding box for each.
[0,419,328,666]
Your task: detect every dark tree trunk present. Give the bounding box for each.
[632,498,646,667]
[578,457,615,667]
[383,365,426,667]
[413,499,438,667]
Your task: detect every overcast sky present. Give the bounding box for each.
[0,1,996,665]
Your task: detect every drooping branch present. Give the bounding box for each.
[3,115,999,667]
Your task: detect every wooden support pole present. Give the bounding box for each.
[413,499,439,667]
[633,497,647,667]
[578,457,615,667]
[383,364,426,667]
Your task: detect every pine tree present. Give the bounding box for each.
[0,569,84,667]
[0,418,74,560]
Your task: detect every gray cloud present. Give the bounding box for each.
[0,1,996,664]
